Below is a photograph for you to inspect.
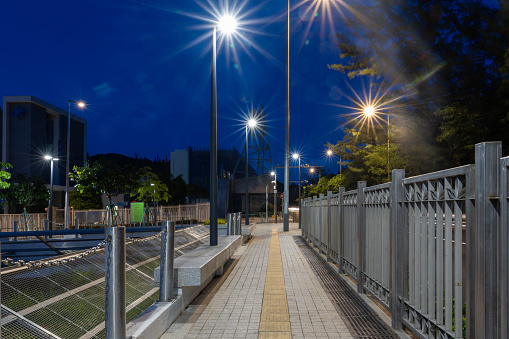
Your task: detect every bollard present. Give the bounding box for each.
[232,213,237,235]
[227,214,233,236]
[236,212,241,235]
[159,221,175,302]
[105,226,126,339]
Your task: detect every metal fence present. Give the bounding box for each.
[0,223,209,338]
[0,203,211,232]
[302,141,509,339]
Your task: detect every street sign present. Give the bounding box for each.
[280,193,284,199]
[131,202,144,222]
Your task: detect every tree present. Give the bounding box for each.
[0,162,12,189]
[5,173,50,213]
[70,161,133,204]
[328,0,507,169]
[69,188,103,210]
[133,166,170,205]
[163,174,188,205]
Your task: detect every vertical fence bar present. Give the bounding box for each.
[159,221,175,302]
[327,191,332,262]
[420,182,428,318]
[414,183,421,311]
[427,179,436,324]
[407,185,414,306]
[312,196,317,247]
[390,169,405,330]
[453,177,463,338]
[444,177,453,332]
[319,193,324,253]
[472,141,501,338]
[105,226,126,339]
[357,181,366,293]
[436,179,444,326]
[338,187,345,274]
[499,158,508,339]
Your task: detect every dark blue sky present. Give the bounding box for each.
[1,0,498,178]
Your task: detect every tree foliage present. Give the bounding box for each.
[133,166,170,204]
[69,188,103,210]
[5,173,49,213]
[0,162,12,190]
[327,0,509,172]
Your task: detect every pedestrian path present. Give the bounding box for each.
[161,223,355,339]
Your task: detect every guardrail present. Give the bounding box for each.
[302,141,509,339]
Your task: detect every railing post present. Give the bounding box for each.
[357,181,366,294]
[237,212,241,235]
[327,191,332,262]
[470,141,501,338]
[390,169,406,330]
[227,213,232,236]
[338,187,345,274]
[319,193,324,253]
[105,226,126,339]
[159,221,175,302]
[312,196,317,247]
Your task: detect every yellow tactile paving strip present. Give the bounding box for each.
[258,227,292,339]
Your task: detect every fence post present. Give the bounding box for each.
[227,214,231,236]
[312,196,317,247]
[13,220,18,241]
[319,193,324,253]
[357,181,367,294]
[327,191,332,262]
[470,141,501,338]
[237,212,241,235]
[338,187,345,274]
[159,221,175,302]
[390,169,406,330]
[302,198,307,237]
[105,226,126,339]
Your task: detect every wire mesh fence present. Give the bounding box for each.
[0,225,210,338]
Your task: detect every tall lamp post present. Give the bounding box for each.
[292,153,301,229]
[245,118,257,225]
[210,15,237,246]
[65,99,85,230]
[271,171,277,223]
[283,0,291,232]
[44,155,58,230]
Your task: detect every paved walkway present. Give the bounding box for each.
[161,223,354,339]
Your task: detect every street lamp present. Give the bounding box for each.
[284,0,291,232]
[65,99,85,230]
[292,153,301,229]
[271,171,277,223]
[364,105,390,180]
[44,155,58,230]
[245,118,257,226]
[151,183,156,224]
[210,15,238,246]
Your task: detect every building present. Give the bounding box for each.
[2,95,87,208]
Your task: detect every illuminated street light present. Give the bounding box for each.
[245,118,257,226]
[210,14,238,246]
[65,99,86,230]
[44,155,58,229]
[292,153,302,229]
[326,149,333,156]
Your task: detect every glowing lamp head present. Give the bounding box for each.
[326,149,333,156]
[310,168,315,173]
[218,15,237,34]
[364,105,375,117]
[292,153,299,160]
[247,119,257,128]
[271,171,275,176]
[44,155,52,160]
[77,101,86,108]
[151,183,155,186]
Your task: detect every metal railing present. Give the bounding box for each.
[0,203,210,232]
[301,141,509,339]
[0,222,209,338]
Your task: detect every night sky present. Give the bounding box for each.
[1,0,499,178]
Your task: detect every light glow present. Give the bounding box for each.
[218,15,237,33]
[364,105,375,116]
[326,149,333,156]
[292,153,299,160]
[77,101,86,108]
[247,118,257,128]
[271,171,275,176]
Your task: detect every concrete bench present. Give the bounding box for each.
[241,224,256,242]
[127,235,242,339]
